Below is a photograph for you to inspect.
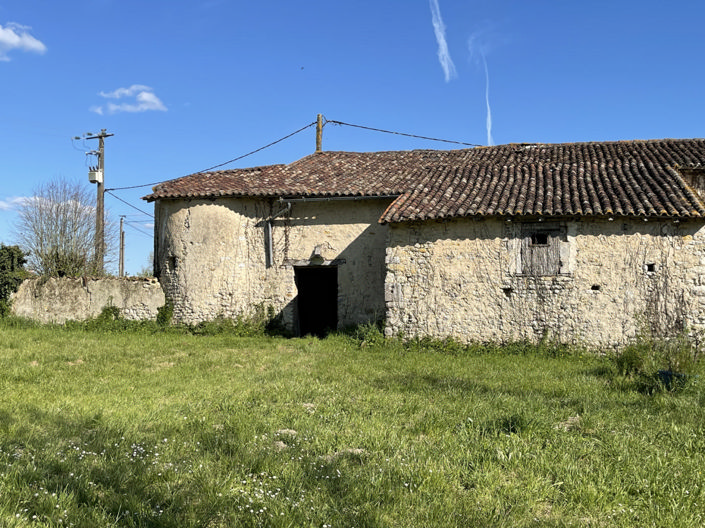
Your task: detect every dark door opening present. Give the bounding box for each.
[295,266,338,337]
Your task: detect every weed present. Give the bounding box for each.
[156,301,173,327]
[480,414,534,436]
[344,320,387,347]
[614,333,701,392]
[97,303,121,322]
[184,304,287,338]
[189,315,267,337]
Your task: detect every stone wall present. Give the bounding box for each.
[10,277,165,324]
[385,217,705,349]
[154,197,392,331]
[153,193,705,347]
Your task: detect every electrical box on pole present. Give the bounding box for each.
[88,167,103,184]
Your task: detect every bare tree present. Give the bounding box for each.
[15,178,116,276]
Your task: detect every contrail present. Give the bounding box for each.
[429,0,457,82]
[481,52,493,146]
[469,30,495,146]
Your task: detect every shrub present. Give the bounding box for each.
[188,305,284,338]
[346,320,387,348]
[614,344,646,377]
[156,301,174,327]
[614,333,701,392]
[190,316,264,337]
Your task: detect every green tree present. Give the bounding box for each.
[0,244,29,316]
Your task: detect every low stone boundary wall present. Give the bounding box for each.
[10,277,165,324]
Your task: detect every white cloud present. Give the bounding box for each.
[0,196,28,211]
[429,0,456,82]
[0,23,47,61]
[99,85,153,99]
[91,84,167,115]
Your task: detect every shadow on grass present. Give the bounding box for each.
[583,363,696,395]
[370,372,493,397]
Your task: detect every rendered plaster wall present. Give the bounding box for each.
[10,277,165,324]
[385,217,705,348]
[154,197,391,330]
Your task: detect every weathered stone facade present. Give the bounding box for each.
[155,196,705,347]
[145,139,705,347]
[154,196,392,332]
[11,277,165,324]
[384,217,705,348]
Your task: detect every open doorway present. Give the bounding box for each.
[294,266,338,337]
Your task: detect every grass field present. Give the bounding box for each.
[0,319,703,527]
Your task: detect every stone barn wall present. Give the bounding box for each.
[384,217,705,349]
[154,197,392,333]
[10,277,165,324]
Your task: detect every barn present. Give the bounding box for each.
[144,138,705,347]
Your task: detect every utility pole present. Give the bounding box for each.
[82,129,114,274]
[316,114,323,152]
[119,216,125,277]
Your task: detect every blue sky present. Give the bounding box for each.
[1,0,703,275]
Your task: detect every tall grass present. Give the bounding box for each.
[0,318,703,527]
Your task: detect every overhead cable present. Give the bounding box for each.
[105,121,318,192]
[324,119,482,147]
[106,190,154,218]
[123,221,153,238]
[195,121,318,173]
[105,118,478,196]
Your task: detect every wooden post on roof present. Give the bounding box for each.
[316,114,323,152]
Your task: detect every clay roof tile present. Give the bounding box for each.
[142,139,705,223]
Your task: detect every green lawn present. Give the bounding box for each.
[0,321,703,527]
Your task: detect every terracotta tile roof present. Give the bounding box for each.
[143,150,428,201]
[143,138,705,222]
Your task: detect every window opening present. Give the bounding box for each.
[531,233,549,246]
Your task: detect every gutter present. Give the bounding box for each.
[277,194,400,204]
[265,202,292,268]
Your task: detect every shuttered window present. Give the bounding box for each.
[521,225,563,276]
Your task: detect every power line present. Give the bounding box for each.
[101,117,479,227]
[324,119,482,147]
[105,121,318,192]
[106,118,478,193]
[105,119,483,219]
[196,121,318,173]
[106,190,154,218]
[123,221,153,238]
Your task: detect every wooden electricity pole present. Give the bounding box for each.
[84,129,114,274]
[316,114,323,152]
[119,216,125,277]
